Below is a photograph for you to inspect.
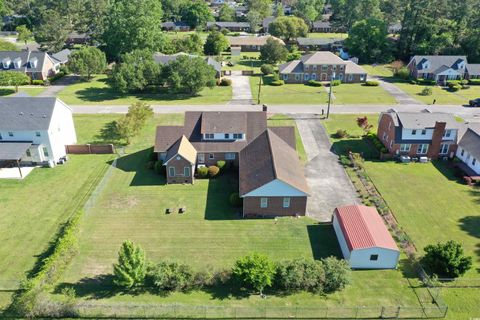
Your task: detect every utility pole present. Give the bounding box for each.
[326,72,335,119]
[257,75,262,105]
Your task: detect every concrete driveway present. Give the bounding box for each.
[226,71,253,105]
[38,75,80,97]
[292,114,359,222]
[372,76,422,105]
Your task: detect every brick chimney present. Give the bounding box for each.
[428,121,446,159]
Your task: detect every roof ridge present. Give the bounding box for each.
[266,129,278,180]
[357,206,378,247]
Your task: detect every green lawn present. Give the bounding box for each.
[394,83,468,105]
[307,32,348,39]
[361,64,395,77]
[251,76,396,105]
[222,52,263,73]
[0,86,46,97]
[57,75,232,105]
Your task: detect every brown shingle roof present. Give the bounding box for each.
[165,135,197,164]
[269,126,296,150]
[200,112,247,134]
[239,129,309,196]
[154,126,184,152]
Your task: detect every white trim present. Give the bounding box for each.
[242,179,308,197]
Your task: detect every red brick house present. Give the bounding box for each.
[154,110,309,217]
[377,109,461,159]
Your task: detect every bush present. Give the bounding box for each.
[422,240,472,278]
[449,84,461,92]
[197,166,209,178]
[31,80,45,86]
[260,64,274,75]
[462,84,470,90]
[229,192,243,207]
[417,78,436,85]
[216,160,226,170]
[331,80,341,86]
[220,28,230,35]
[420,87,433,96]
[306,80,322,87]
[409,79,417,85]
[232,253,276,294]
[275,259,326,294]
[270,80,285,86]
[395,67,410,80]
[469,79,480,85]
[322,257,351,293]
[217,78,232,86]
[339,155,352,167]
[208,165,220,177]
[113,241,146,288]
[364,80,379,86]
[446,80,461,87]
[48,71,65,83]
[147,262,197,292]
[154,160,165,175]
[335,129,348,138]
[272,72,280,81]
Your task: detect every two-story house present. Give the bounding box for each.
[377,109,461,159]
[0,97,77,169]
[456,124,480,176]
[0,50,59,80]
[154,109,310,217]
[279,51,367,84]
[407,55,480,84]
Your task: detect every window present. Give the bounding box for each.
[168,167,175,177]
[26,149,31,157]
[283,74,288,81]
[304,73,309,81]
[0,133,2,140]
[360,75,365,81]
[42,147,49,157]
[439,144,449,154]
[204,133,214,139]
[184,166,190,177]
[312,65,317,71]
[305,65,309,71]
[417,144,428,154]
[8,132,13,137]
[382,132,387,141]
[294,74,300,81]
[339,65,344,71]
[333,65,337,71]
[260,197,268,208]
[283,197,290,208]
[338,73,343,81]
[225,153,235,160]
[400,144,411,152]
[370,254,379,261]
[388,121,391,130]
[444,129,452,138]
[411,129,417,135]
[473,158,477,166]
[311,73,316,80]
[348,74,353,81]
[209,153,214,160]
[224,133,230,139]
[233,133,243,139]
[322,64,328,71]
[35,131,41,137]
[421,129,426,135]
[198,154,205,163]
[460,148,464,156]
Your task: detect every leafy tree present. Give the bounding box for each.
[162,55,217,94]
[110,49,160,93]
[113,240,147,288]
[345,18,392,63]
[268,16,308,42]
[275,259,326,294]
[322,257,351,293]
[356,116,373,134]
[68,47,106,80]
[246,10,263,33]
[180,0,214,29]
[422,241,473,278]
[260,37,288,64]
[0,72,30,92]
[260,64,274,75]
[218,4,235,22]
[114,102,154,144]
[148,262,196,292]
[245,0,273,19]
[174,33,204,54]
[161,0,187,22]
[292,0,324,25]
[232,253,276,295]
[274,3,284,17]
[34,9,70,52]
[204,31,229,55]
[16,25,32,46]
[102,0,164,59]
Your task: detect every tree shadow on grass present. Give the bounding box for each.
[0,88,15,96]
[458,216,480,267]
[330,138,379,159]
[86,121,127,146]
[114,147,166,186]
[306,224,342,261]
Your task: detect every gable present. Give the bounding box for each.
[242,179,308,197]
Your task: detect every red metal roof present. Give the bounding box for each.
[335,205,398,252]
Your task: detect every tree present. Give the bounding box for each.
[180,0,214,29]
[232,253,276,295]
[330,0,382,30]
[422,241,473,278]
[275,259,326,294]
[268,16,308,42]
[68,47,106,80]
[260,37,288,64]
[161,0,187,22]
[218,4,235,22]
[356,116,373,134]
[102,0,164,59]
[0,72,30,92]
[148,262,196,292]
[110,49,160,93]
[246,10,262,33]
[16,25,32,46]
[114,102,153,144]
[204,31,229,56]
[322,257,351,293]
[274,3,284,17]
[34,9,70,52]
[245,0,273,19]
[113,240,147,288]
[345,18,392,63]
[162,55,217,94]
[292,0,324,25]
[174,33,204,54]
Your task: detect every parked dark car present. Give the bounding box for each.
[469,98,480,107]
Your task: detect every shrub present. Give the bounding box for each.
[339,155,352,167]
[197,166,209,178]
[322,257,351,293]
[449,84,461,92]
[331,80,341,86]
[260,64,274,75]
[395,67,410,80]
[422,240,472,278]
[208,165,220,177]
[113,241,147,288]
[232,253,276,294]
[272,72,280,81]
[147,261,197,292]
[469,79,480,85]
[154,160,165,175]
[417,78,436,85]
[461,84,470,90]
[216,160,226,170]
[420,87,433,96]
[229,192,243,207]
[446,80,461,87]
[275,259,325,294]
[335,129,348,138]
[48,71,66,82]
[270,80,285,86]
[31,80,45,86]
[149,150,158,161]
[217,78,232,86]
[409,79,417,85]
[220,28,230,35]
[306,80,322,87]
[364,80,379,86]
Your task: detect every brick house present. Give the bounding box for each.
[161,21,191,32]
[377,109,462,159]
[154,109,309,217]
[227,36,285,52]
[296,37,345,52]
[0,50,59,81]
[279,51,367,83]
[207,21,251,32]
[311,21,332,33]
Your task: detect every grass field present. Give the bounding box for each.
[394,83,468,105]
[307,32,348,39]
[0,87,46,97]
[361,64,395,77]
[222,52,263,73]
[57,75,232,105]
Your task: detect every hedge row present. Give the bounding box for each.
[366,132,388,154]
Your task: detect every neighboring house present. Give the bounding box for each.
[154,109,309,217]
[0,97,77,169]
[0,50,59,80]
[377,109,461,159]
[407,55,480,84]
[51,49,71,66]
[262,17,275,33]
[388,23,402,34]
[235,6,248,18]
[296,37,345,51]
[279,51,367,83]
[153,52,222,77]
[456,124,480,176]
[161,21,191,32]
[207,21,251,32]
[227,36,285,52]
[311,21,332,33]
[66,32,90,45]
[333,205,400,269]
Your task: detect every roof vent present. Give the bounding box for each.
[42,114,47,118]
[19,111,24,115]
[30,113,34,116]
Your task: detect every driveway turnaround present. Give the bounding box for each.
[226,71,253,105]
[293,114,359,222]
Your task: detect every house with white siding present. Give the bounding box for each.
[456,124,480,176]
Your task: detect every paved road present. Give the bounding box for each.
[371,76,422,105]
[293,114,359,222]
[226,71,253,105]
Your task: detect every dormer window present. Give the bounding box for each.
[224,133,230,139]
[421,129,426,135]
[13,57,22,69]
[2,57,11,69]
[305,65,309,71]
[29,57,38,68]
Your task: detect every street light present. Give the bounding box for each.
[326,71,336,119]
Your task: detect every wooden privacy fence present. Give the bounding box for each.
[66,144,115,154]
